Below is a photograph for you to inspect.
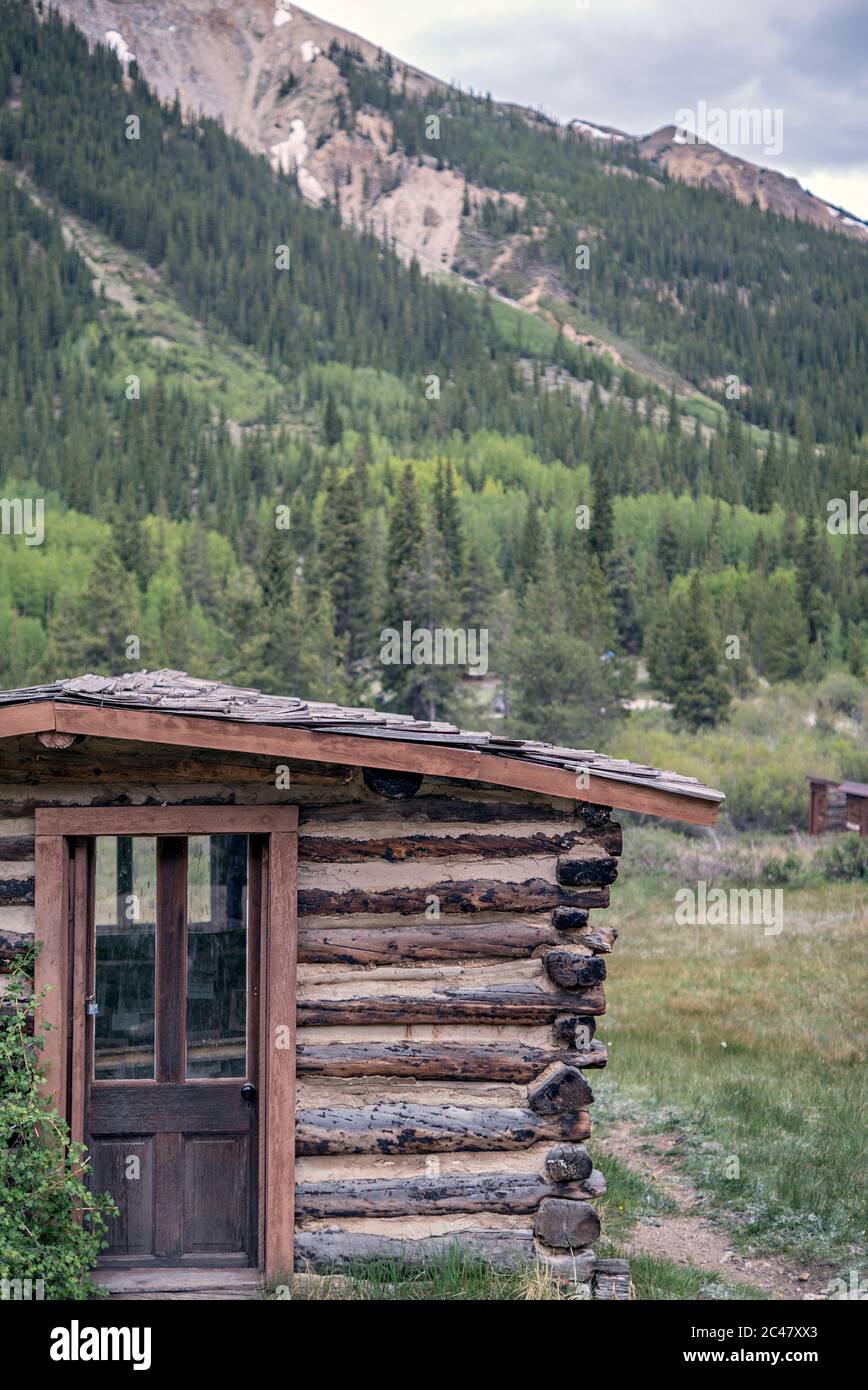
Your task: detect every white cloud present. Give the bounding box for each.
[311,0,868,218]
[797,168,868,224]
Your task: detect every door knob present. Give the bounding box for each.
[240,1083,257,1105]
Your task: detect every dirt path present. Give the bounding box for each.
[598,1121,834,1300]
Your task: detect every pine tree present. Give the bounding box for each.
[667,573,731,729]
[796,513,825,647]
[323,392,343,448]
[254,507,296,689]
[43,536,139,675]
[289,586,350,703]
[506,536,625,745]
[386,465,424,595]
[433,459,464,580]
[847,627,866,679]
[657,512,680,582]
[381,523,458,721]
[320,464,370,678]
[590,464,613,565]
[752,572,809,681]
[222,566,270,688]
[516,496,542,590]
[756,432,778,513]
[606,540,642,654]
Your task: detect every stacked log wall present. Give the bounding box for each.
[0,745,620,1280]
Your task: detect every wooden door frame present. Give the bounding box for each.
[34,805,298,1282]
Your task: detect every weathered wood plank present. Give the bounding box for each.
[545,1145,594,1184]
[528,1066,595,1114]
[298,880,609,916]
[543,950,607,989]
[296,1040,608,1082]
[0,836,35,861]
[550,906,589,929]
[293,1228,552,1273]
[265,830,298,1283]
[0,927,33,965]
[298,920,572,964]
[571,926,618,955]
[535,1198,601,1249]
[298,1078,528,1109]
[299,828,618,863]
[594,1257,631,1300]
[0,876,34,908]
[552,1015,598,1047]
[295,1104,591,1155]
[556,853,619,887]
[295,1169,606,1218]
[0,731,353,785]
[35,806,298,835]
[300,797,614,831]
[297,982,605,1026]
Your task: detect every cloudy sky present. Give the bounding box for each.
[313,0,868,219]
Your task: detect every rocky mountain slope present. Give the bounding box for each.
[27,0,867,440]
[51,0,868,273]
[50,0,465,272]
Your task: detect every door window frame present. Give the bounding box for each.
[34,805,298,1281]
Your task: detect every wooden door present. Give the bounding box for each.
[83,832,262,1266]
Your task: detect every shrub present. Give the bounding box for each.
[0,962,115,1300]
[820,834,868,882]
[760,851,803,886]
[816,672,865,720]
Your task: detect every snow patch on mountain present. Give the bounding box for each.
[570,120,626,143]
[300,40,320,63]
[297,167,326,203]
[270,117,308,174]
[104,30,135,66]
[816,197,868,232]
[273,5,292,27]
[269,118,325,203]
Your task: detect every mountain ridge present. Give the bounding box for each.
[50,0,868,251]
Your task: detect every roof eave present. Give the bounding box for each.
[0,700,722,827]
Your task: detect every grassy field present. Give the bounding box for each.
[595,829,866,1268]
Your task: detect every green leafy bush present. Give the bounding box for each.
[760,852,803,886]
[820,834,868,882]
[815,673,866,721]
[1,963,115,1300]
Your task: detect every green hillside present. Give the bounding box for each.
[0,1,865,780]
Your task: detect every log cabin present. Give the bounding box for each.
[807,775,868,836]
[0,671,724,1298]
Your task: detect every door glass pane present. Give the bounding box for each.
[186,835,248,1079]
[94,837,157,1080]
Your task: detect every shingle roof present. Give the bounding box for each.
[0,670,724,807]
[840,781,868,799]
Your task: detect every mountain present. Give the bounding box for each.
[0,0,865,726]
[43,0,868,444]
[52,0,868,260]
[570,118,868,244]
[48,0,456,267]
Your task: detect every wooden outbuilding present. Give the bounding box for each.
[841,782,868,837]
[0,671,724,1296]
[807,775,867,836]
